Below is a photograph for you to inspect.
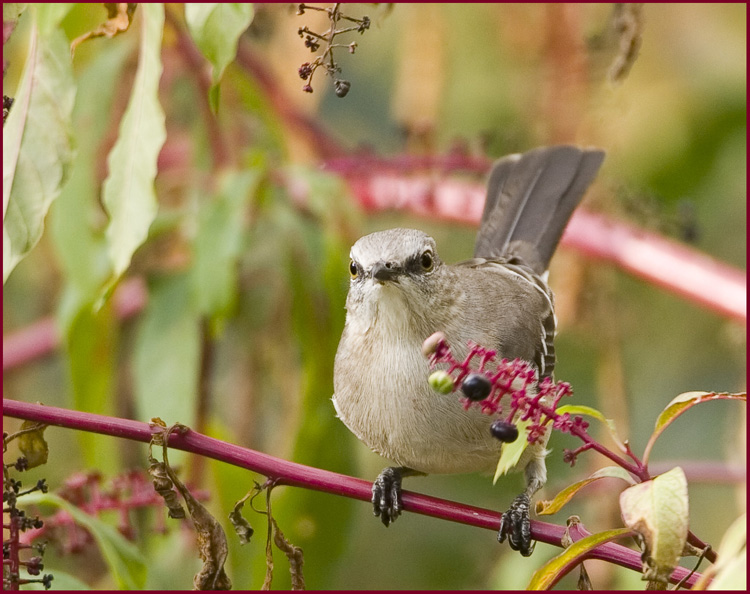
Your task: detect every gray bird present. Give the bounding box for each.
[332,145,605,555]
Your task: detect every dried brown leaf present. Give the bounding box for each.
[70,3,137,54]
[150,423,232,590]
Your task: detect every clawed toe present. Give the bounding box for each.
[372,467,404,527]
[498,493,535,556]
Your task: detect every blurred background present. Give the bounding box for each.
[3,3,746,590]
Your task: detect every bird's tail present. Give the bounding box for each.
[474,146,605,274]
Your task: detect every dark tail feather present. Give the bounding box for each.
[474,146,605,273]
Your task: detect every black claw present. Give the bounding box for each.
[372,467,403,527]
[498,493,535,556]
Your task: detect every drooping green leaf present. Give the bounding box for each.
[133,273,200,430]
[19,492,148,589]
[643,391,746,464]
[3,6,75,283]
[536,466,636,515]
[50,38,133,297]
[184,3,255,112]
[102,2,166,286]
[619,467,689,584]
[527,527,633,590]
[493,418,531,483]
[193,169,262,323]
[556,404,627,453]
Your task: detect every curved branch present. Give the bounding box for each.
[3,398,703,588]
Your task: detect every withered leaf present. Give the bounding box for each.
[229,495,254,545]
[151,423,232,590]
[70,3,138,54]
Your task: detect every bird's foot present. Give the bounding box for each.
[498,492,535,556]
[372,467,404,527]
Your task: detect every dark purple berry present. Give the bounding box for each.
[302,84,313,93]
[461,373,492,401]
[490,419,519,443]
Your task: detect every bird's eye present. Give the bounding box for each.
[349,260,358,278]
[420,250,434,272]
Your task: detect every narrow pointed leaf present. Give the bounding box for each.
[528,527,633,589]
[102,2,166,283]
[537,466,636,515]
[643,391,746,463]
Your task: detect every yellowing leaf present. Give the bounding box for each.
[493,419,530,483]
[17,420,48,468]
[537,466,636,515]
[643,392,746,464]
[619,467,689,584]
[527,527,633,589]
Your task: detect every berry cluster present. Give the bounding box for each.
[423,332,580,447]
[295,4,371,97]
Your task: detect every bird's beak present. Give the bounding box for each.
[371,261,401,282]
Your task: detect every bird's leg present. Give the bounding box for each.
[498,453,547,556]
[372,466,424,526]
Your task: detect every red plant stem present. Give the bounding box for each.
[5,514,20,589]
[326,167,746,323]
[3,277,147,372]
[2,399,704,588]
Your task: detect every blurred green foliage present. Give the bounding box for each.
[3,3,745,590]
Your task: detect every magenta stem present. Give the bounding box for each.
[3,398,705,587]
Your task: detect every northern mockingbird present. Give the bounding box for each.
[332,145,605,555]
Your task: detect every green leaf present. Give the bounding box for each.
[556,404,627,452]
[536,466,636,515]
[19,492,147,589]
[493,418,530,483]
[527,527,633,589]
[134,273,200,430]
[61,298,120,469]
[193,169,262,322]
[102,2,166,285]
[50,38,133,298]
[3,7,75,283]
[184,3,255,112]
[619,467,689,584]
[643,391,746,464]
